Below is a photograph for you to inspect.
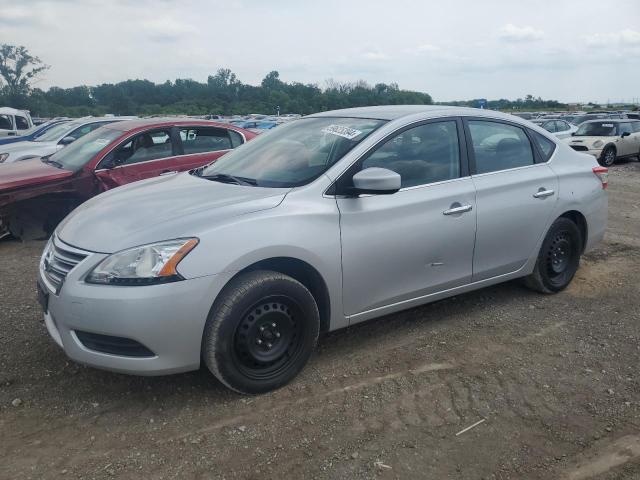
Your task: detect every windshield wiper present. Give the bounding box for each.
[40,156,64,168]
[200,173,257,186]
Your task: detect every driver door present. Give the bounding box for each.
[336,119,476,318]
[94,128,178,189]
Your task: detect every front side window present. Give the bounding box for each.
[179,127,232,154]
[15,116,29,130]
[113,130,174,166]
[632,122,640,133]
[555,121,570,132]
[531,131,556,161]
[619,122,633,135]
[361,121,461,188]
[575,122,616,137]
[200,117,386,187]
[543,121,557,132]
[0,115,12,130]
[468,121,534,174]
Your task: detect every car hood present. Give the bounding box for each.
[57,172,290,253]
[0,157,73,192]
[0,140,57,162]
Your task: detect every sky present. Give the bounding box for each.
[1,0,639,104]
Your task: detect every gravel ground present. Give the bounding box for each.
[1,160,639,480]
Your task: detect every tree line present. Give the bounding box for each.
[2,44,582,118]
[0,44,434,117]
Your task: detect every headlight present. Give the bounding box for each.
[0,153,9,163]
[592,140,604,149]
[86,238,198,285]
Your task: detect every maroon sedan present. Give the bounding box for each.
[0,119,256,239]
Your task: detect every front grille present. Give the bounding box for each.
[570,145,589,152]
[75,331,155,357]
[41,236,89,294]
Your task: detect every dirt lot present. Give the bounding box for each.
[1,161,640,480]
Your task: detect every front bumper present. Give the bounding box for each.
[569,146,602,158]
[39,245,234,376]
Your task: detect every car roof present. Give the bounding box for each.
[0,107,29,116]
[102,118,242,132]
[581,118,639,124]
[307,105,517,121]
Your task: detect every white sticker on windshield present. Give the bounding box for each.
[602,124,614,127]
[321,125,363,140]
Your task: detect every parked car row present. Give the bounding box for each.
[0,118,256,239]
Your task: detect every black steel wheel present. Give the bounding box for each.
[203,270,319,394]
[600,146,616,167]
[524,217,582,294]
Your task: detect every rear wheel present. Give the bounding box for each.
[599,146,616,167]
[202,270,319,394]
[524,217,582,294]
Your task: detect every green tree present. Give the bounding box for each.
[0,45,50,107]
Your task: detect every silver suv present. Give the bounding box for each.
[38,106,608,394]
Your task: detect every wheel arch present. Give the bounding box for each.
[559,210,588,253]
[222,257,332,334]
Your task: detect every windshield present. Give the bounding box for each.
[575,122,617,136]
[34,121,82,142]
[48,126,122,171]
[200,117,386,187]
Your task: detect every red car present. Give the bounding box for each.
[0,119,256,239]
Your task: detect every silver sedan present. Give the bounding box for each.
[38,106,608,394]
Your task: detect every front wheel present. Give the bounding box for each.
[524,217,582,294]
[599,146,616,167]
[202,270,320,394]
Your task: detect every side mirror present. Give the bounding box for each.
[571,132,576,136]
[59,136,76,146]
[350,167,401,195]
[621,131,631,138]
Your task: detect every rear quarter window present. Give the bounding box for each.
[530,130,556,162]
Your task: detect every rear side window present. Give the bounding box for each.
[229,130,244,148]
[468,121,535,174]
[179,127,232,154]
[632,122,640,133]
[531,131,556,161]
[15,116,29,130]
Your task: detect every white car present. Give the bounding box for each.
[566,119,640,166]
[532,119,578,139]
[0,107,33,137]
[0,117,131,164]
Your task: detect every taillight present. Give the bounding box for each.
[592,166,608,190]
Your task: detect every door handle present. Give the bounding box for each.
[160,170,178,176]
[533,189,555,199]
[443,204,473,215]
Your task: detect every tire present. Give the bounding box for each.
[524,217,582,294]
[202,270,320,394]
[599,146,616,167]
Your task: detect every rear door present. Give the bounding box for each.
[173,126,244,170]
[464,118,559,281]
